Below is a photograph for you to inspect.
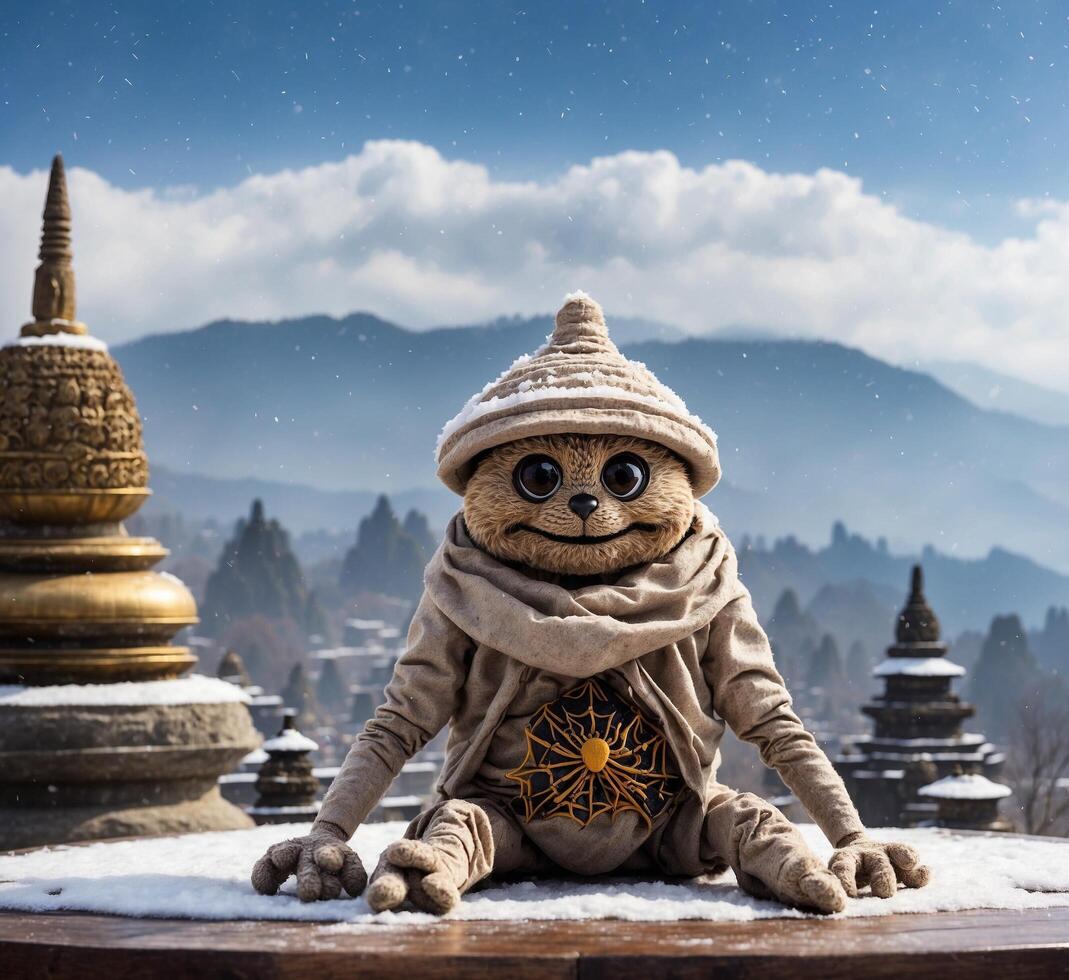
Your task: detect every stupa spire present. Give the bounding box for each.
[896,563,941,644]
[24,154,86,337]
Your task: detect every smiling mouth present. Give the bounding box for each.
[507,522,658,545]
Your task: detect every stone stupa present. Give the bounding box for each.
[835,565,1004,827]
[248,710,320,825]
[0,155,259,849]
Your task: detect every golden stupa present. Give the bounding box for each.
[0,155,197,683]
[0,156,257,849]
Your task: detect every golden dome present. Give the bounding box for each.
[0,155,148,525]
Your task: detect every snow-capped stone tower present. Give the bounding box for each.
[249,711,321,825]
[0,156,259,848]
[918,769,1013,832]
[835,565,1004,827]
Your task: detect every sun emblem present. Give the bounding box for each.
[505,678,682,828]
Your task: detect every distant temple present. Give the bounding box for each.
[835,565,1005,827]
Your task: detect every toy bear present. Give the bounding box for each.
[251,292,929,914]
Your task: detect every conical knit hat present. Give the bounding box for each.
[435,292,720,495]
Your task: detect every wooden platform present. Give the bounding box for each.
[0,907,1067,978]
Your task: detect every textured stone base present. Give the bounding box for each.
[0,695,259,850]
[0,787,253,851]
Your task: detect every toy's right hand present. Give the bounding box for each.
[251,821,367,902]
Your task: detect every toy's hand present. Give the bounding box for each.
[250,821,368,902]
[828,832,930,899]
[753,851,850,914]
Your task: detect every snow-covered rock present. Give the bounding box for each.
[0,823,1066,925]
[0,675,250,707]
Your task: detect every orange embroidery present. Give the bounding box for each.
[505,678,682,828]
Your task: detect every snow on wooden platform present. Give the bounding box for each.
[1,823,1067,925]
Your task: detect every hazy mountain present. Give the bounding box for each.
[465,313,687,345]
[199,499,325,638]
[146,463,456,533]
[113,311,1069,572]
[142,465,1069,635]
[737,523,1069,637]
[924,359,1069,428]
[805,579,900,658]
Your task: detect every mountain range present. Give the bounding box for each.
[141,466,1069,637]
[923,359,1069,429]
[113,311,1069,574]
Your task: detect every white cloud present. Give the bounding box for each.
[1,140,1067,391]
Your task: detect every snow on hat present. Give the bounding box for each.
[435,291,720,495]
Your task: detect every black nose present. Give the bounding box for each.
[568,493,599,520]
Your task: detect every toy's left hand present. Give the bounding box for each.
[828,832,930,899]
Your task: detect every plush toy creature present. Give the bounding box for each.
[251,293,929,914]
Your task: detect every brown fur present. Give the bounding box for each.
[464,434,695,576]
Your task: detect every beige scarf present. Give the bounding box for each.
[424,502,731,676]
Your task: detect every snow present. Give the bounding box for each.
[4,330,108,352]
[919,774,1013,800]
[850,733,987,748]
[873,657,965,678]
[378,795,425,809]
[433,316,719,458]
[437,382,717,456]
[261,729,318,753]
[247,805,321,816]
[1,823,1065,925]
[0,674,250,707]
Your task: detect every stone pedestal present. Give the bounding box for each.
[0,680,258,850]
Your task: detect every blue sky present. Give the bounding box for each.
[2,1,1068,390]
[3,0,1067,237]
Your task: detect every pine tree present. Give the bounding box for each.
[200,499,318,636]
[339,495,427,600]
[315,657,348,718]
[402,508,438,560]
[808,634,845,689]
[846,640,872,692]
[1033,606,1069,673]
[281,662,318,730]
[303,590,331,644]
[971,614,1039,738]
[767,588,820,686]
[772,588,803,623]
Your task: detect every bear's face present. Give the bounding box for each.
[464,434,695,576]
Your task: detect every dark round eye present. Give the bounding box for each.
[601,453,649,500]
[513,455,563,502]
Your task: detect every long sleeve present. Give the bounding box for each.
[702,591,865,846]
[316,591,472,837]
